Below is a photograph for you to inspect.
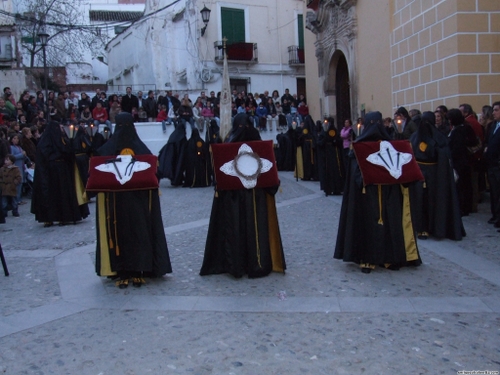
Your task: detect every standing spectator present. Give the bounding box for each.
[484,101,500,230]
[448,108,477,216]
[54,93,67,120]
[92,102,112,132]
[394,106,417,140]
[460,103,485,213]
[9,133,26,205]
[0,154,22,217]
[78,93,91,113]
[281,88,295,106]
[121,87,139,114]
[340,119,355,171]
[435,109,450,136]
[90,89,101,111]
[143,90,158,122]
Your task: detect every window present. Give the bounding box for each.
[297,14,304,49]
[221,7,245,44]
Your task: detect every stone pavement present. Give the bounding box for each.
[0,171,499,375]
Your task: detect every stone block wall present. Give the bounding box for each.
[391,0,500,112]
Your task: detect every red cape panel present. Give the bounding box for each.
[212,140,279,190]
[352,140,424,185]
[86,154,159,192]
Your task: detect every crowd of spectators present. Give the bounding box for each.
[2,84,497,235]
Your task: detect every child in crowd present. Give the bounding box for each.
[138,107,147,122]
[157,104,168,133]
[0,154,22,217]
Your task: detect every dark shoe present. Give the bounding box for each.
[12,212,19,217]
[361,267,371,274]
[497,229,500,233]
[385,264,400,271]
[132,277,145,287]
[417,232,428,240]
[488,217,497,224]
[116,279,129,289]
[407,260,421,267]
[494,222,500,228]
[43,222,53,228]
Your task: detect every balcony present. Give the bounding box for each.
[288,45,304,66]
[214,41,258,64]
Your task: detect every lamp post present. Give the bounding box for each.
[37,31,49,115]
[200,5,211,37]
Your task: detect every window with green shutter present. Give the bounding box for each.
[298,14,304,49]
[221,7,245,44]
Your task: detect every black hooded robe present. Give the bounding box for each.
[295,116,317,181]
[317,123,345,195]
[334,112,421,272]
[31,121,89,224]
[183,128,212,188]
[157,121,188,186]
[275,126,296,172]
[409,112,465,240]
[94,113,172,279]
[200,113,286,278]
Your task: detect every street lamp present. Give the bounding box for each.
[37,31,49,116]
[200,5,211,37]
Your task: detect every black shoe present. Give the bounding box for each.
[488,217,497,224]
[361,267,371,274]
[116,279,129,289]
[12,212,19,217]
[494,222,500,228]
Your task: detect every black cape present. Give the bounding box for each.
[31,121,89,224]
[295,116,317,181]
[317,122,345,195]
[275,126,296,171]
[200,113,286,278]
[409,113,465,240]
[334,113,421,269]
[158,121,188,186]
[94,113,172,278]
[183,128,212,187]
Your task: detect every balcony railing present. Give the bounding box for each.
[288,45,304,65]
[214,41,258,63]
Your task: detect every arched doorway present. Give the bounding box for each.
[335,53,351,126]
[326,51,351,126]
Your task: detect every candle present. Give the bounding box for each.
[357,123,361,136]
[69,125,74,138]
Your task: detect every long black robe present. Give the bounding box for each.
[334,113,421,270]
[183,128,212,187]
[275,126,296,171]
[158,121,188,186]
[31,121,89,224]
[200,113,286,278]
[317,123,345,195]
[94,113,171,278]
[295,117,317,181]
[409,113,465,240]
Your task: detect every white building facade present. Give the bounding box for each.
[106,0,306,98]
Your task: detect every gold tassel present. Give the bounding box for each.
[279,187,283,193]
[378,185,384,225]
[215,191,218,197]
[423,181,427,188]
[115,244,120,256]
[362,186,366,194]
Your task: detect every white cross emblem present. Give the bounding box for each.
[220,143,273,189]
[95,155,151,185]
[366,141,412,179]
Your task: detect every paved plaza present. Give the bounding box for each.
[0,162,499,374]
